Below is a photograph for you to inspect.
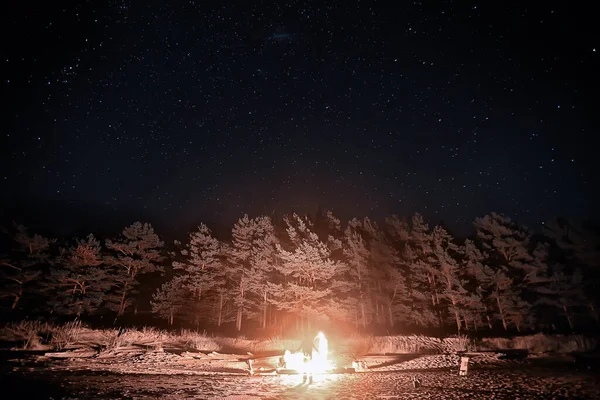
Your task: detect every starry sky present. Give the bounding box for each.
[1,1,598,239]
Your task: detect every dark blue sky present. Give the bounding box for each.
[1,1,598,239]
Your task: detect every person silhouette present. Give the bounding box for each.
[296,333,319,383]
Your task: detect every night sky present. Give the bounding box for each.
[1,1,598,239]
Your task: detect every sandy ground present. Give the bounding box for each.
[2,349,599,399]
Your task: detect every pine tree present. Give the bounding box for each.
[343,218,371,329]
[431,226,467,333]
[0,224,55,311]
[368,220,409,328]
[171,223,227,328]
[227,215,256,332]
[47,234,110,316]
[246,216,279,330]
[383,215,415,328]
[385,214,411,244]
[462,239,494,331]
[532,242,587,330]
[173,223,222,297]
[405,213,441,327]
[474,213,534,331]
[151,275,189,326]
[544,218,600,321]
[268,214,346,331]
[104,222,164,319]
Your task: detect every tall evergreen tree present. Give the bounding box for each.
[405,213,440,327]
[431,226,467,333]
[462,239,494,330]
[366,218,409,328]
[47,234,110,316]
[171,223,228,328]
[246,216,279,330]
[227,215,256,331]
[544,218,600,321]
[104,222,164,319]
[474,213,534,331]
[343,218,371,329]
[268,214,347,331]
[151,275,189,326]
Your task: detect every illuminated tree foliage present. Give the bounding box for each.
[403,214,440,327]
[47,234,110,316]
[431,225,468,333]
[151,275,189,326]
[268,214,347,331]
[171,223,228,327]
[461,239,494,331]
[245,216,279,329]
[343,218,371,329]
[474,213,534,331]
[104,222,164,318]
[2,211,598,334]
[226,214,256,332]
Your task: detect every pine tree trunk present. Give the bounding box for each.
[388,304,394,327]
[236,279,244,332]
[11,287,22,310]
[563,304,574,330]
[484,305,493,329]
[495,295,507,331]
[360,299,366,329]
[454,309,462,334]
[427,274,436,306]
[218,292,223,327]
[432,273,440,305]
[262,290,267,329]
[169,310,174,326]
[118,283,128,316]
[236,307,242,331]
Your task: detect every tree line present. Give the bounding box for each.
[1,212,598,335]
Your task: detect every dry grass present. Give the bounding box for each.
[475,333,598,354]
[173,329,219,351]
[50,320,84,350]
[0,320,54,349]
[442,335,472,353]
[0,322,596,356]
[344,334,467,355]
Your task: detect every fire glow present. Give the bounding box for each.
[282,332,334,374]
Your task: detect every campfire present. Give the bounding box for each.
[280,332,335,374]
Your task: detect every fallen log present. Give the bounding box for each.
[44,350,97,359]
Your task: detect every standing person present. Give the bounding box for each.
[296,333,319,383]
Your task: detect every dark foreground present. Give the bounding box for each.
[2,361,599,400]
